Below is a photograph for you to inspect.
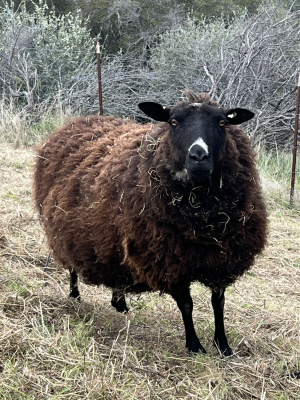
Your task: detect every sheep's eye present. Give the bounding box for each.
[219,120,226,126]
[171,119,179,127]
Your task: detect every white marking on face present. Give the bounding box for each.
[188,137,209,155]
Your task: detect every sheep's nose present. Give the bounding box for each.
[189,145,208,164]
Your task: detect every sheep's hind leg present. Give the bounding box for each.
[111,291,129,313]
[69,270,80,300]
[211,288,232,356]
[172,288,206,354]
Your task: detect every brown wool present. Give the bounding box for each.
[33,93,268,296]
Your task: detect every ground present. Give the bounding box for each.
[1,143,300,399]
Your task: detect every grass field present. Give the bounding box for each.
[1,140,300,399]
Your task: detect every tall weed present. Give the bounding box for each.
[256,146,300,210]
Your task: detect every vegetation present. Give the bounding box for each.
[0,0,298,149]
[149,7,300,148]
[0,1,96,119]
[2,0,267,50]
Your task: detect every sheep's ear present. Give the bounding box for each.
[138,102,170,122]
[225,108,255,125]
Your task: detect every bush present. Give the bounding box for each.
[0,1,299,150]
[149,4,300,149]
[0,1,95,118]
[0,1,161,127]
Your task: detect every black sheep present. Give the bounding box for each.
[33,91,268,356]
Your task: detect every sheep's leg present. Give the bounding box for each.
[172,288,206,354]
[211,288,232,356]
[69,270,80,300]
[111,291,129,313]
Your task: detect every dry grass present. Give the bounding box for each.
[1,142,300,399]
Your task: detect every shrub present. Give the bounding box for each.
[149,4,300,148]
[0,1,95,117]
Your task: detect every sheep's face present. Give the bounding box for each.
[138,101,254,181]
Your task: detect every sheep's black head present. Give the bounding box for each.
[138,100,254,181]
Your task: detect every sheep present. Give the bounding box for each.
[33,90,268,356]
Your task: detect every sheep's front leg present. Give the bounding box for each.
[69,270,80,300]
[172,288,206,354]
[111,291,129,313]
[211,288,232,356]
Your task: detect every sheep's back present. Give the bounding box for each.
[34,115,151,204]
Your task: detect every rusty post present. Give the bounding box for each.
[290,73,300,205]
[96,42,103,115]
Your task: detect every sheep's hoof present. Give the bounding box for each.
[111,299,129,314]
[213,338,233,357]
[187,338,206,354]
[69,289,81,301]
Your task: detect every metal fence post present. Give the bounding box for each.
[290,73,300,205]
[96,42,103,116]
